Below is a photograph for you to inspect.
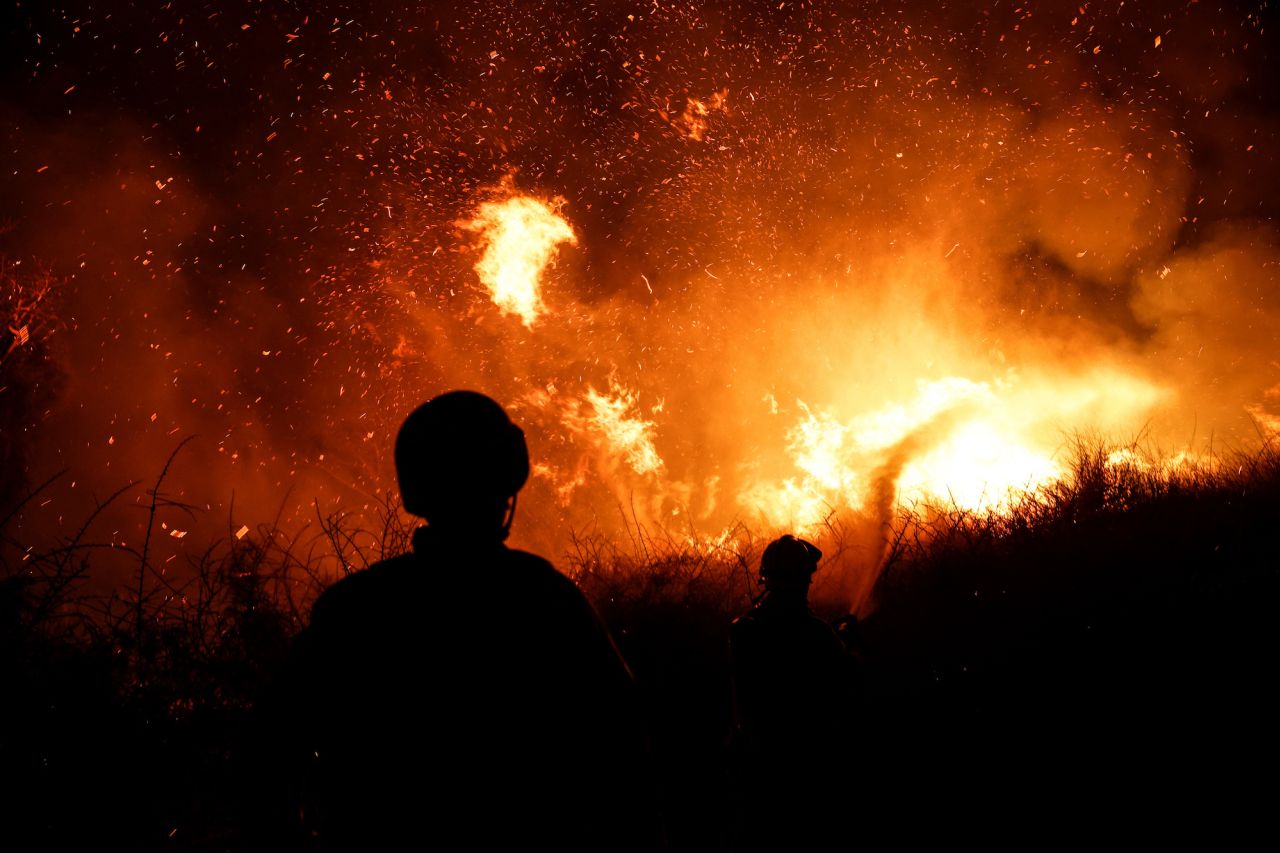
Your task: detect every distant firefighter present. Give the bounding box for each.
[728,535,858,849]
[250,391,658,851]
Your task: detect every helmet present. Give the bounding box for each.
[759,534,822,580]
[395,391,530,519]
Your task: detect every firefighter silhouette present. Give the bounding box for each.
[251,391,657,850]
[728,535,858,850]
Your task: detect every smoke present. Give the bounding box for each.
[1134,222,1280,437]
[2,1,1277,585]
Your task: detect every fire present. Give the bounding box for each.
[462,193,577,327]
[448,186,1183,541]
[14,1,1279,600]
[896,421,1061,511]
[1105,448,1202,476]
[671,89,729,141]
[567,383,665,477]
[739,370,1167,529]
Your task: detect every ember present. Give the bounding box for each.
[1,0,1277,595]
[3,3,1279,849]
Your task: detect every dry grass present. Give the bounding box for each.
[2,435,1277,848]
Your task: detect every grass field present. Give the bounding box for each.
[3,441,1278,848]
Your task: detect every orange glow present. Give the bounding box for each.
[435,180,1207,561]
[11,2,1280,623]
[462,193,577,327]
[405,169,1237,592]
[1247,383,1280,437]
[738,370,1168,530]
[896,421,1060,512]
[566,382,665,477]
[672,89,729,141]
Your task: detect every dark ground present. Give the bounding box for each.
[4,451,1279,849]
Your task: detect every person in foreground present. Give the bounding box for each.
[251,390,658,850]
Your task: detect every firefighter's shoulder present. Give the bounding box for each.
[308,553,418,626]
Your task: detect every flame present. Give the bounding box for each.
[565,382,665,477]
[449,190,1179,542]
[15,2,1280,616]
[896,421,1061,511]
[739,370,1167,529]
[584,384,665,476]
[1105,448,1202,476]
[671,89,728,141]
[462,193,577,327]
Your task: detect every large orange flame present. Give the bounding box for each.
[740,370,1168,529]
[462,194,577,327]
[447,184,1193,544]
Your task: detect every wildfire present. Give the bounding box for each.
[1105,448,1202,475]
[447,183,1183,540]
[568,383,665,477]
[462,193,577,327]
[896,421,1061,511]
[15,1,1277,601]
[740,370,1167,529]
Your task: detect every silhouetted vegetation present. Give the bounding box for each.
[0,254,66,506]
[3,440,1278,848]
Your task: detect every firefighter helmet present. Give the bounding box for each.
[395,390,530,519]
[759,534,822,580]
